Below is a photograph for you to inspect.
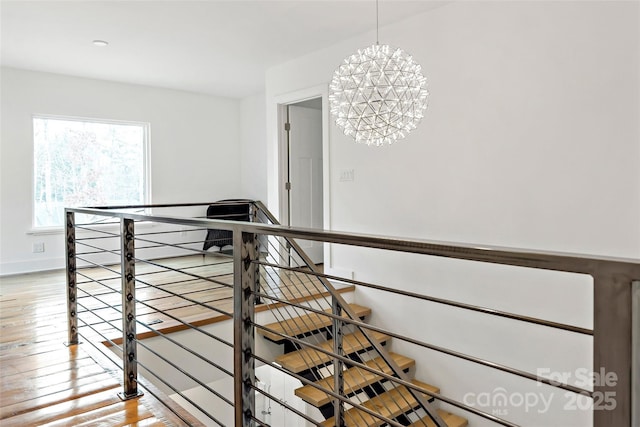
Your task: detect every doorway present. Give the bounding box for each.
[283,97,324,265]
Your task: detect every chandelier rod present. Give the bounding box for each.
[376,0,380,45]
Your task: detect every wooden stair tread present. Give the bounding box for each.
[258,303,372,342]
[274,330,390,373]
[295,352,415,407]
[320,379,440,427]
[409,410,469,427]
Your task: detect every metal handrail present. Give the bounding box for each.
[255,259,593,335]
[252,200,447,426]
[248,201,446,427]
[65,201,640,427]
[68,204,639,275]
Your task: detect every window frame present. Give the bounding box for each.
[31,114,152,232]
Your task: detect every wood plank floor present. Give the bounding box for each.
[0,264,205,426]
[0,255,343,426]
[73,254,337,345]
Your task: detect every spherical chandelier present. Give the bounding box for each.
[329,0,429,147]
[329,43,429,146]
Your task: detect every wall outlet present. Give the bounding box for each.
[339,169,355,182]
[33,242,45,253]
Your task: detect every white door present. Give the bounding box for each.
[288,103,323,265]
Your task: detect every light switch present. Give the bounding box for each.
[339,169,355,182]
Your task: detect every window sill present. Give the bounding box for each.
[27,227,66,236]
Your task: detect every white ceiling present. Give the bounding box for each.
[1,0,447,98]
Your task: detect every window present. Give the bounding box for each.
[33,116,150,228]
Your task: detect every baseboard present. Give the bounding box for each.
[0,257,66,277]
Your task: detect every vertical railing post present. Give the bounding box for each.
[332,297,345,427]
[65,210,79,346]
[249,202,258,223]
[119,218,142,400]
[632,280,639,427]
[234,229,258,426]
[249,202,261,304]
[592,272,634,426]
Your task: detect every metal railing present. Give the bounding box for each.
[64,201,640,427]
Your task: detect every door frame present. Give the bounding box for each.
[274,85,331,263]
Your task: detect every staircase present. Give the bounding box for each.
[258,302,468,427]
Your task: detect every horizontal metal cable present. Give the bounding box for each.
[254,272,333,342]
[75,240,121,256]
[254,291,374,333]
[381,328,594,397]
[133,257,234,289]
[135,282,229,305]
[75,279,121,304]
[76,286,124,324]
[76,270,121,289]
[137,241,214,253]
[78,295,204,427]
[75,257,232,288]
[259,250,331,310]
[139,265,232,281]
[132,357,228,427]
[255,322,403,382]
[135,258,233,278]
[74,256,121,276]
[129,378,197,427]
[135,280,229,304]
[74,219,121,227]
[73,327,198,427]
[78,256,230,426]
[77,266,234,348]
[134,336,232,406]
[66,202,626,427]
[253,323,516,427]
[76,327,123,365]
[253,360,412,427]
[132,292,233,348]
[251,386,323,427]
[259,236,385,421]
[133,317,233,378]
[254,260,592,336]
[251,354,406,427]
[254,276,382,415]
[258,237,593,398]
[132,275,233,320]
[76,249,119,256]
[133,263,233,289]
[132,235,222,256]
[136,271,233,292]
[258,269,332,381]
[254,287,592,396]
[74,225,121,237]
[259,226,393,403]
[140,384,198,426]
[257,216,388,417]
[76,301,123,350]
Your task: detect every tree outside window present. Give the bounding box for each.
[33,116,149,228]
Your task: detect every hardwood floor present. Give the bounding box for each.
[0,265,204,426]
[0,255,344,426]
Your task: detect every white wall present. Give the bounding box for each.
[0,67,242,275]
[240,92,268,202]
[263,1,640,426]
[266,0,640,258]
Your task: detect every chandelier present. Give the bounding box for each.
[329,1,429,146]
